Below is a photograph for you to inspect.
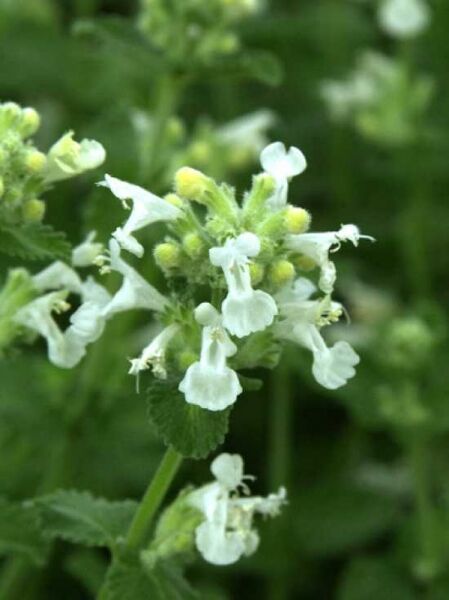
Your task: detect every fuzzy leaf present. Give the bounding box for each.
[102,557,198,600]
[0,223,71,261]
[146,377,231,459]
[36,490,137,549]
[0,498,49,566]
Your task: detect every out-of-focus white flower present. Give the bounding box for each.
[179,303,242,411]
[260,141,307,209]
[217,110,275,156]
[44,131,105,183]
[379,0,430,39]
[72,232,104,267]
[32,261,82,294]
[275,278,360,389]
[286,224,374,294]
[188,453,286,566]
[99,174,183,257]
[209,232,278,338]
[103,240,169,317]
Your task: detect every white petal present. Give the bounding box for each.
[112,227,144,258]
[312,341,360,389]
[179,362,242,411]
[260,141,307,179]
[32,262,82,294]
[379,0,430,38]
[195,521,245,566]
[72,232,104,267]
[77,139,106,171]
[211,453,244,490]
[222,289,278,338]
[234,232,260,258]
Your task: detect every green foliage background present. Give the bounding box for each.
[1,0,449,598]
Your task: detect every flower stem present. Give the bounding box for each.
[126,446,183,550]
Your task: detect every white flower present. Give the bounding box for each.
[286,224,374,294]
[102,240,169,317]
[129,323,179,387]
[179,303,242,411]
[188,453,286,566]
[217,110,275,156]
[260,141,307,209]
[209,232,278,338]
[14,291,86,368]
[67,277,112,346]
[72,232,104,267]
[32,261,83,294]
[275,278,360,389]
[99,174,183,257]
[45,131,105,183]
[379,0,430,39]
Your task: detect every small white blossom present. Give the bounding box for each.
[189,453,286,566]
[209,232,278,338]
[275,278,360,389]
[260,141,307,209]
[217,110,275,156]
[102,240,169,317]
[45,131,105,183]
[286,224,374,294]
[129,323,179,386]
[68,278,112,346]
[379,0,430,39]
[32,261,83,294]
[179,303,242,411]
[99,174,183,257]
[72,232,104,267]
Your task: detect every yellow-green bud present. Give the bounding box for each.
[293,255,316,271]
[228,146,253,169]
[154,242,182,270]
[189,141,211,165]
[0,177,4,199]
[25,150,47,174]
[22,198,46,222]
[20,108,41,137]
[269,260,295,286]
[175,167,210,200]
[249,262,265,286]
[164,193,184,208]
[166,117,185,142]
[183,233,205,259]
[178,350,198,371]
[285,206,311,234]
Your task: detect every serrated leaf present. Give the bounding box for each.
[0,223,71,261]
[102,557,198,600]
[206,50,283,86]
[36,490,137,549]
[146,378,231,459]
[0,498,49,566]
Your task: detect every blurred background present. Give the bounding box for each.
[1,0,449,598]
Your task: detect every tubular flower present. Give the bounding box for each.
[275,278,360,389]
[179,303,242,411]
[72,232,104,267]
[188,453,286,565]
[286,224,374,294]
[260,141,307,209]
[44,131,105,183]
[99,174,183,257]
[209,232,278,338]
[129,323,180,384]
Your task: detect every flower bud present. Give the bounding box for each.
[293,254,316,271]
[285,206,311,234]
[0,102,21,130]
[22,198,46,222]
[164,193,184,208]
[19,108,41,138]
[25,150,47,174]
[249,262,265,286]
[154,242,182,271]
[243,173,276,219]
[269,260,295,287]
[175,167,210,200]
[183,233,205,259]
[189,140,212,165]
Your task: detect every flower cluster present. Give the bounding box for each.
[321,52,433,146]
[138,0,260,64]
[188,453,286,565]
[0,101,105,225]
[15,141,372,410]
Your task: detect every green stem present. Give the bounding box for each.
[126,446,183,550]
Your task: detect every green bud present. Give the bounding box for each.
[175,167,210,200]
[183,233,205,259]
[22,199,46,222]
[269,260,295,287]
[189,140,212,166]
[293,254,316,271]
[154,242,182,271]
[19,107,41,138]
[285,206,311,234]
[0,102,22,130]
[243,173,276,223]
[25,150,47,174]
[257,208,288,240]
[164,193,184,209]
[249,262,265,286]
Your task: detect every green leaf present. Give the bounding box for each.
[36,490,137,549]
[146,377,231,459]
[102,557,198,600]
[0,223,71,262]
[296,482,400,556]
[238,374,263,392]
[0,498,49,566]
[198,50,283,86]
[338,557,418,600]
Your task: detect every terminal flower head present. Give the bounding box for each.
[260,141,307,209]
